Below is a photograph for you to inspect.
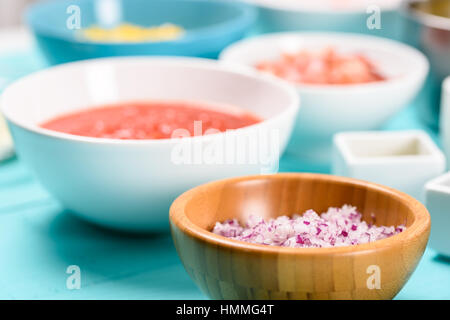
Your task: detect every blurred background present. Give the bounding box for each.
[0,0,35,28]
[0,0,449,300]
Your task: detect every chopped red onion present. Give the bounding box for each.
[212,205,406,248]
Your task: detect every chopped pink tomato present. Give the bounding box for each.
[256,47,385,85]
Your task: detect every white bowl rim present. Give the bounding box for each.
[219,31,430,93]
[244,0,402,14]
[444,75,450,92]
[0,56,300,146]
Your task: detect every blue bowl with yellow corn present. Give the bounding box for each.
[26,0,256,64]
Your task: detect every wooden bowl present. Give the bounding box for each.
[170,173,430,300]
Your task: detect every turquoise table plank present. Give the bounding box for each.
[0,45,449,300]
[0,195,205,299]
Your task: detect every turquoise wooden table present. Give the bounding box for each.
[0,30,449,300]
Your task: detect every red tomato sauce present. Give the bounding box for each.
[40,101,262,140]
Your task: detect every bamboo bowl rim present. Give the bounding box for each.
[170,173,430,256]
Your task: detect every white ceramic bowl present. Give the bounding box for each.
[1,57,299,232]
[245,0,402,39]
[220,32,429,163]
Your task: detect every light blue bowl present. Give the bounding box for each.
[26,0,256,64]
[250,1,402,40]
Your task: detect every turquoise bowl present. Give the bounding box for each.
[25,0,256,64]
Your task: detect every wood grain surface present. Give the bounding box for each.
[170,173,431,300]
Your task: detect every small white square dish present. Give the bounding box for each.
[424,172,450,257]
[440,76,450,168]
[332,130,445,200]
[0,114,13,161]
